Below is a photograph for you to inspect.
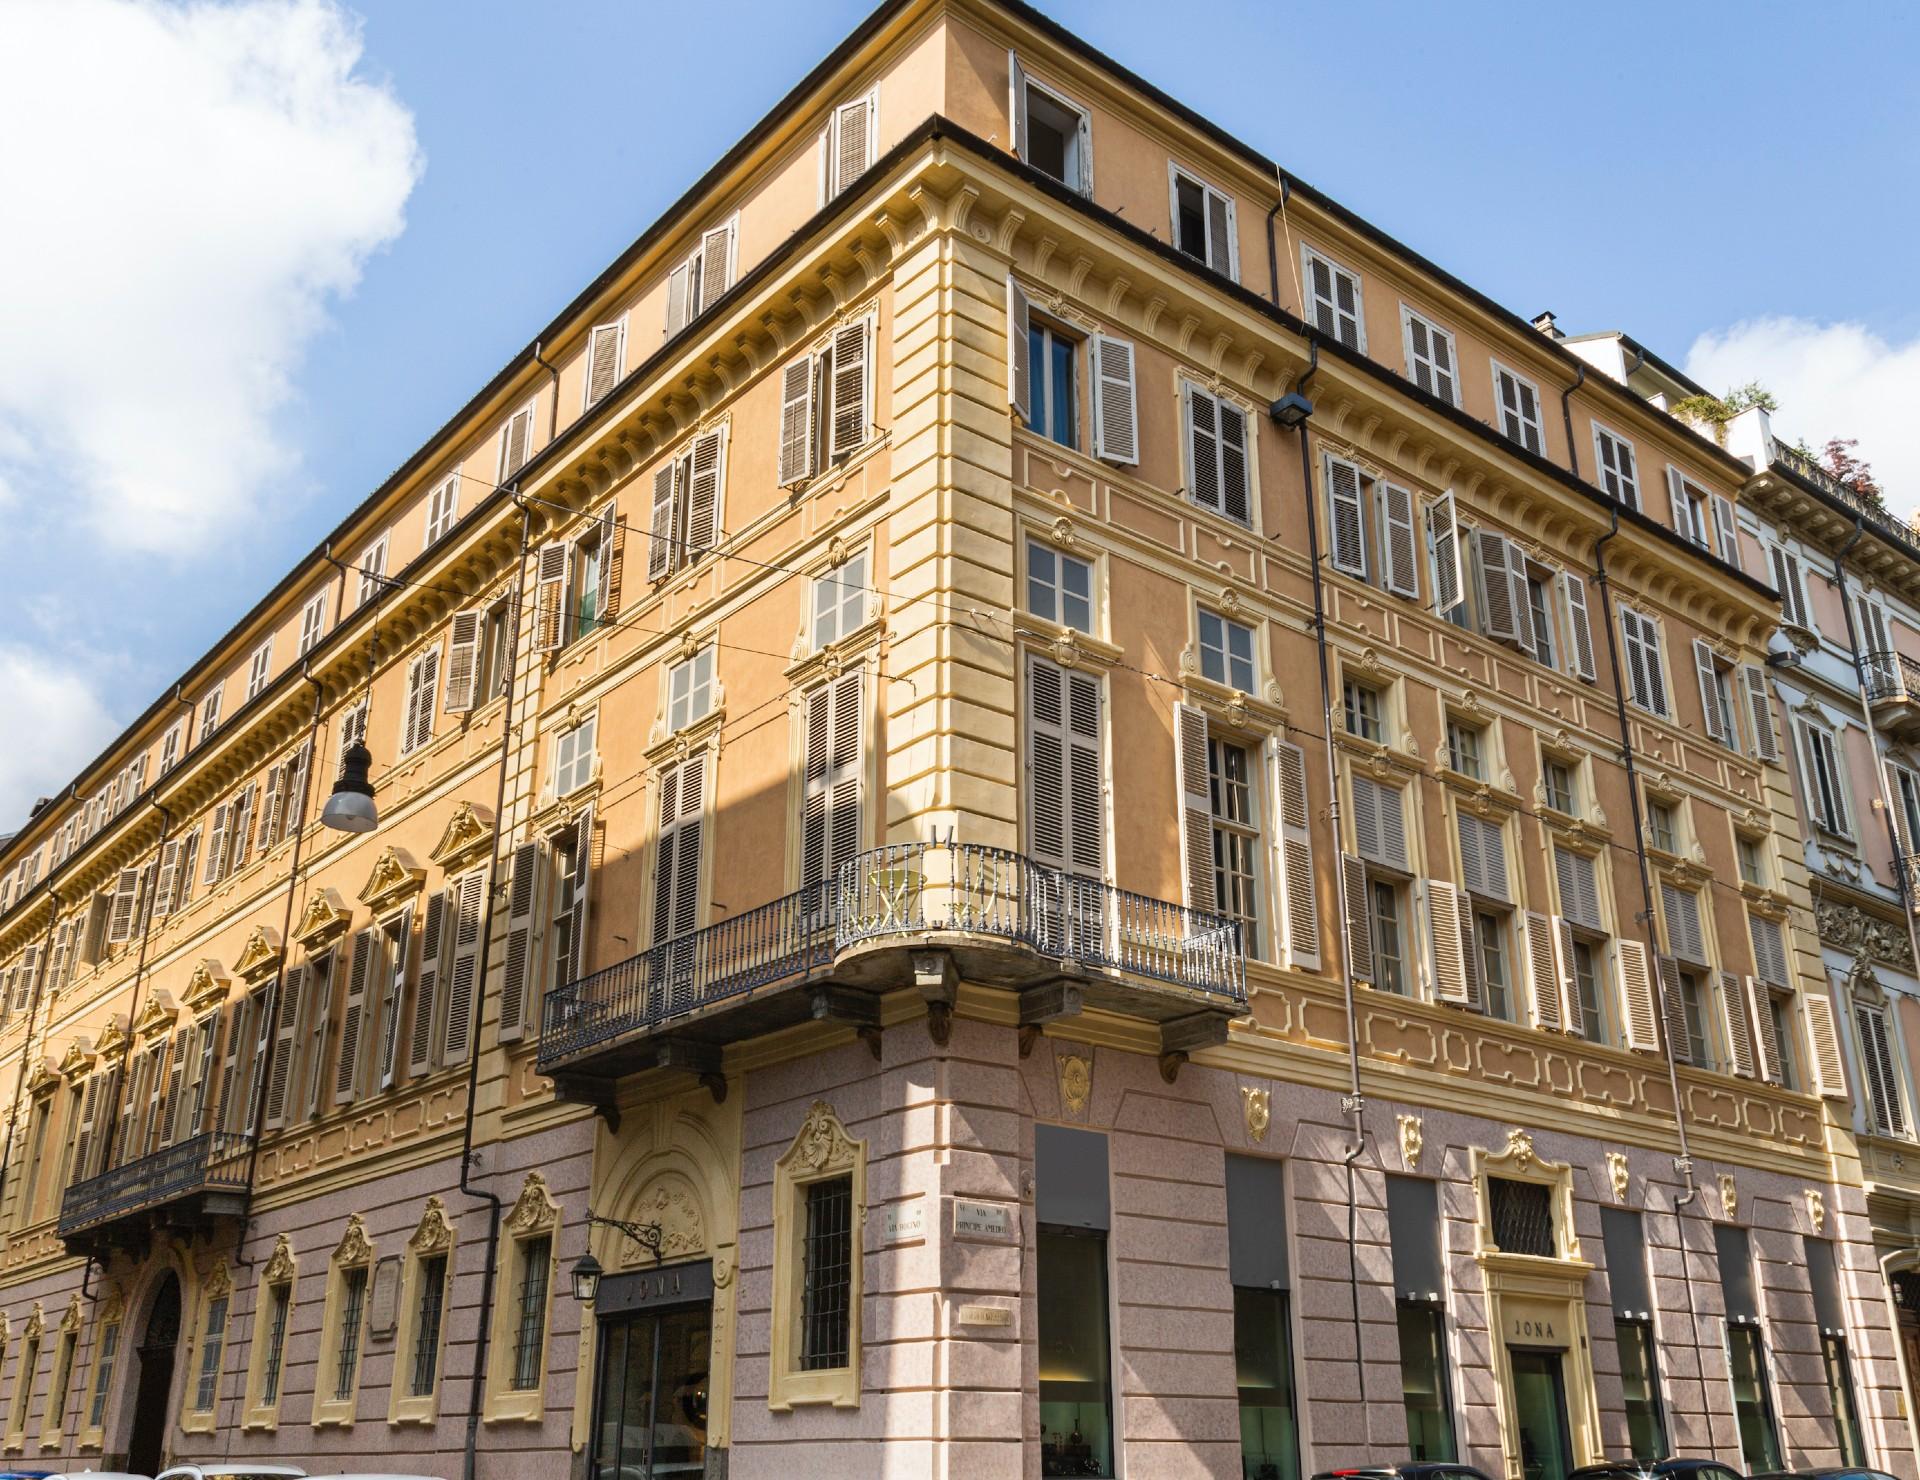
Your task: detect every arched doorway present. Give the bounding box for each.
[126,1271,180,1476]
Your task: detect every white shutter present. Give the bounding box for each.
[1270,739,1319,971]
[1006,277,1031,420]
[1741,666,1780,763]
[1175,702,1213,911]
[1009,51,1028,161]
[1476,531,1519,643]
[107,869,141,945]
[828,320,869,461]
[1429,490,1464,616]
[1711,496,1741,570]
[376,904,415,1090]
[1341,853,1373,985]
[1425,879,1469,1005]
[1661,882,1707,966]
[1665,466,1687,536]
[664,259,691,335]
[1380,484,1419,598]
[1090,335,1139,465]
[802,673,865,886]
[1748,978,1783,1086]
[499,840,543,1044]
[1804,990,1849,1099]
[585,319,625,409]
[1554,847,1602,933]
[1750,913,1789,989]
[227,785,256,873]
[777,356,817,486]
[830,92,874,195]
[152,841,183,921]
[257,763,286,855]
[1561,572,1597,682]
[1523,911,1562,1031]
[440,868,486,1067]
[1205,184,1236,279]
[593,503,622,623]
[565,807,595,991]
[697,219,735,313]
[683,427,727,557]
[533,542,569,653]
[1616,940,1661,1053]
[1325,455,1367,577]
[1693,640,1728,744]
[1350,774,1408,872]
[647,462,678,581]
[498,403,534,482]
[444,610,482,713]
[404,651,439,755]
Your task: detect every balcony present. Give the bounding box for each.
[1862,651,1920,738]
[58,1130,252,1258]
[539,842,1245,1107]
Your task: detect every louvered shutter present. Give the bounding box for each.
[1857,1005,1906,1134]
[1090,335,1138,465]
[376,904,414,1090]
[828,321,869,461]
[1665,466,1687,537]
[652,770,683,956]
[228,785,256,872]
[1476,532,1519,642]
[832,93,874,194]
[1341,854,1373,984]
[1656,954,1693,1064]
[1804,990,1848,1099]
[1426,880,1469,1005]
[1351,774,1408,871]
[1661,883,1706,966]
[1741,666,1779,762]
[1711,496,1741,570]
[215,996,251,1135]
[264,964,303,1130]
[564,808,596,992]
[1456,896,1483,1011]
[1773,547,1808,630]
[71,1075,101,1187]
[1218,400,1250,525]
[1271,740,1319,971]
[1186,384,1220,513]
[1561,573,1597,682]
[802,674,865,887]
[1025,659,1069,871]
[1616,940,1661,1052]
[157,1029,187,1147]
[406,652,439,754]
[698,219,734,313]
[1509,559,1536,657]
[533,544,569,653]
[647,462,678,581]
[1205,185,1235,277]
[1457,812,1485,896]
[684,427,727,557]
[1750,913,1788,988]
[1555,847,1602,934]
[129,1045,157,1156]
[1523,911,1562,1031]
[444,611,482,712]
[1380,484,1419,598]
[1693,640,1728,744]
[1748,978,1783,1086]
[778,357,817,485]
[1009,51,1029,161]
[409,892,446,1078]
[596,504,625,624]
[499,403,534,482]
[669,757,704,943]
[1326,456,1367,577]
[1175,704,1212,911]
[440,869,485,1066]
[185,1014,218,1138]
[1007,277,1031,420]
[258,763,286,852]
[665,260,691,335]
[1554,918,1583,1037]
[1720,971,1757,1078]
[499,840,542,1044]
[586,320,624,407]
[335,928,375,1102]
[152,841,182,921]
[302,963,331,1121]
[107,869,141,945]
[1429,491,1463,615]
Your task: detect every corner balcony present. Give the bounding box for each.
[539,843,1245,1113]
[1862,651,1920,740]
[58,1130,253,1258]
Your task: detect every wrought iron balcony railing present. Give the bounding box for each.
[539,843,1245,1071]
[1862,650,1920,706]
[58,1129,253,1243]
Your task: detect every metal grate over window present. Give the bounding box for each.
[1489,1177,1555,1257]
[511,1235,552,1390]
[335,1268,368,1400]
[801,1174,854,1369]
[1894,1271,1920,1314]
[261,1285,290,1405]
[412,1254,449,1397]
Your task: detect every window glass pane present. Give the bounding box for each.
[801,1175,853,1369]
[511,1234,551,1390]
[1478,913,1510,1021]
[1727,1325,1782,1471]
[1038,1227,1114,1478]
[1371,881,1405,995]
[1234,1286,1299,1480]
[1615,1318,1667,1462]
[1061,554,1092,632]
[1573,943,1604,1043]
[1397,1301,1457,1461]
[1028,542,1058,623]
[1821,1333,1866,1466]
[1175,176,1206,258]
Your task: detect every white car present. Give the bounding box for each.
[155,1466,307,1480]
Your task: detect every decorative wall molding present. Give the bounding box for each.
[1817,901,1914,971]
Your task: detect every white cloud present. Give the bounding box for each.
[0,648,124,837]
[0,0,421,556]
[1684,317,1920,519]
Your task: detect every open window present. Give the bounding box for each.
[664,215,738,336]
[778,319,872,487]
[1173,165,1237,279]
[1010,56,1090,195]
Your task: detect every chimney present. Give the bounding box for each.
[1532,311,1562,340]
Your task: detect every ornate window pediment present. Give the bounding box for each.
[27,1058,62,1098]
[58,1294,81,1334]
[263,1234,297,1286]
[408,1195,456,1257]
[332,1212,374,1269]
[22,1303,43,1341]
[428,802,495,872]
[231,927,283,983]
[185,959,234,1013]
[293,888,353,948]
[358,847,426,912]
[55,1040,95,1081]
[132,992,180,1042]
[505,1171,560,1236]
[1472,1127,1583,1264]
[92,1015,130,1059]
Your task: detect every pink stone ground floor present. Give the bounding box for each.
[4,1015,1913,1480]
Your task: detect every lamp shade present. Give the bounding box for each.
[320,740,379,833]
[571,1252,603,1303]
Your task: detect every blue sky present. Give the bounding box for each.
[2,0,1917,830]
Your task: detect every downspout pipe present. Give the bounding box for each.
[460,487,534,1480]
[532,341,561,443]
[1559,361,1586,480]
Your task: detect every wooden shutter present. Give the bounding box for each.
[1523,911,1562,1031]
[1350,774,1407,872]
[647,462,678,581]
[1476,532,1519,642]
[1772,546,1808,630]
[156,1029,187,1147]
[263,964,303,1131]
[106,869,141,945]
[1380,484,1419,598]
[533,543,569,653]
[1325,455,1366,576]
[831,93,873,194]
[1693,640,1728,745]
[778,356,817,485]
[1026,658,1070,872]
[1721,971,1757,1079]
[1006,277,1031,419]
[499,840,542,1044]
[1561,573,1597,682]
[377,904,415,1090]
[1554,847,1602,933]
[665,259,691,335]
[335,928,376,1103]
[440,869,486,1067]
[1661,883,1706,966]
[802,674,864,886]
[1856,1005,1906,1135]
[227,785,256,873]
[152,841,182,921]
[1616,940,1661,1053]
[215,996,252,1134]
[596,503,625,623]
[1429,491,1463,615]
[1090,335,1138,465]
[1219,399,1250,525]
[684,427,726,557]
[258,763,286,853]
[1271,739,1319,971]
[564,809,596,993]
[1009,50,1028,161]
[184,1015,218,1139]
[1426,880,1469,1005]
[1554,918,1583,1037]
[1656,954,1692,1064]
[444,611,482,712]
[71,1075,101,1187]
[1175,703,1213,911]
[1741,666,1779,762]
[1804,990,1848,1099]
[405,652,439,754]
[697,219,734,313]
[586,320,623,407]
[1341,854,1373,984]
[1748,978,1783,1086]
[1750,913,1788,989]
[1204,183,1235,277]
[1711,495,1741,570]
[1186,384,1221,513]
[828,320,869,461]
[1457,894,1483,1012]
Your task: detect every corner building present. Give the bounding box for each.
[0,2,1908,1477]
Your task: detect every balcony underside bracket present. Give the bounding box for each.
[810,986,883,1060]
[913,950,958,1046]
[1159,1011,1231,1082]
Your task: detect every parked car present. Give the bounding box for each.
[304,1474,452,1480]
[1572,1462,1745,1480]
[155,1466,306,1480]
[1313,1466,1497,1480]
[0,1468,55,1479]
[1752,1471,1901,1480]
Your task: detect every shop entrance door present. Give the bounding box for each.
[1508,1347,1573,1480]
[589,1260,713,1480]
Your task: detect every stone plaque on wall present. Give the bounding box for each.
[367,1254,402,1340]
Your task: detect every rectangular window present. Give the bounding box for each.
[1226,1156,1298,1480]
[194,1293,228,1411]
[551,713,598,798]
[246,638,273,700]
[1183,382,1251,525]
[664,218,738,335]
[1805,1237,1864,1464]
[821,91,876,201]
[1371,878,1407,996]
[1593,424,1640,508]
[1026,317,1078,448]
[357,533,388,605]
[1771,544,1812,631]
[1679,968,1713,1067]
[668,647,715,733]
[1648,802,1677,855]
[1387,1176,1456,1462]
[811,550,870,649]
[1727,1324,1782,1471]
[1616,1319,1666,1459]
[498,399,537,480]
[1446,720,1484,780]
[199,687,223,745]
[1737,835,1765,887]
[1667,467,1714,551]
[411,1254,448,1398]
[1524,571,1557,669]
[1769,991,1800,1091]
[1492,363,1543,454]
[778,323,869,487]
[335,1266,368,1401]
[1173,168,1237,279]
[1856,1004,1907,1136]
[260,1283,290,1406]
[1800,721,1852,837]
[1401,307,1456,405]
[299,592,328,656]
[584,315,628,407]
[398,648,439,757]
[1543,760,1575,815]
[160,720,185,776]
[477,599,510,706]
[1027,541,1092,634]
[1344,680,1384,742]
[1208,738,1261,958]
[424,473,459,546]
[1620,606,1668,717]
[1477,911,1512,1022]
[87,1320,119,1430]
[7,1334,37,1439]
[1014,64,1089,194]
[801,1176,854,1370]
[1572,939,1606,1044]
[1199,609,1255,692]
[510,1234,551,1390]
[1037,1124,1114,1479]
[1303,246,1363,350]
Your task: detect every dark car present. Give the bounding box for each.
[1752,1471,1900,1480]
[1312,1466,1497,1480]
[1572,1461,1746,1480]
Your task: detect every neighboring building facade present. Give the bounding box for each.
[0,3,1908,1478]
